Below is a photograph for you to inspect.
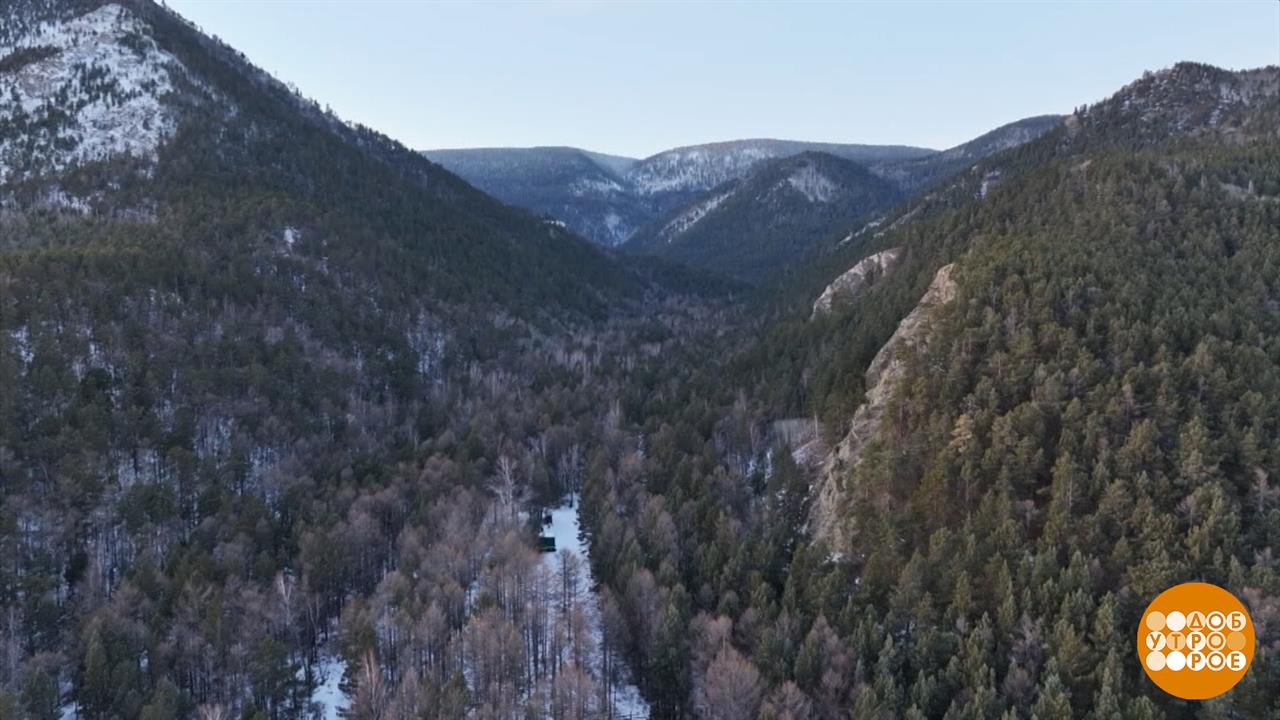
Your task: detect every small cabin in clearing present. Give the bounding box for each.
[537,535,556,553]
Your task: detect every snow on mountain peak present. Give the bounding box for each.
[0,3,182,184]
[627,143,778,196]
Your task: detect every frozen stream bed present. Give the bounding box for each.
[542,499,650,719]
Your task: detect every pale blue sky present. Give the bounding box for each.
[167,1,1279,159]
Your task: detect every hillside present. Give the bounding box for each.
[0,1,637,310]
[872,114,1063,193]
[619,116,1060,284]
[421,146,650,246]
[0,4,709,717]
[624,152,903,283]
[573,62,1280,718]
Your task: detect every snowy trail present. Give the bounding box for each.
[541,499,650,719]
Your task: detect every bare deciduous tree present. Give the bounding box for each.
[696,645,762,720]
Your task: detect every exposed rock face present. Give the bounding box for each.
[812,247,903,317]
[805,263,958,548]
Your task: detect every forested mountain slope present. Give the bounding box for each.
[420,146,650,246]
[0,2,718,717]
[624,152,903,283]
[871,114,1063,193]
[623,117,1061,285]
[572,62,1280,719]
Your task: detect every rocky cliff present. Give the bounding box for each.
[811,247,903,317]
[806,263,958,548]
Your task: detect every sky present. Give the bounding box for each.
[166,1,1279,159]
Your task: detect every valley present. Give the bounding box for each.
[1,2,1278,720]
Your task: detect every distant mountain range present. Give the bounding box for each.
[419,117,1059,278]
[423,140,933,247]
[621,116,1069,282]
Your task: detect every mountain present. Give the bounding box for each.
[1062,62,1279,148]
[0,5,712,716]
[585,61,1280,716]
[425,139,932,246]
[619,117,1061,284]
[425,123,1063,254]
[421,146,651,246]
[871,114,1063,192]
[789,64,1280,309]
[0,0,644,309]
[623,151,903,283]
[624,139,931,212]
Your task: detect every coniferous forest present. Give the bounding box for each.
[1,1,1278,719]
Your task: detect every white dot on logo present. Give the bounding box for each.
[1165,611,1186,632]
[1208,612,1226,631]
[1146,651,1167,671]
[1166,651,1186,671]
[1228,612,1247,632]
[1208,652,1226,671]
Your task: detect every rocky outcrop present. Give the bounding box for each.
[811,247,902,317]
[805,263,958,548]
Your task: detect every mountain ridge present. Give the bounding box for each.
[425,138,935,246]
[425,119,1060,252]
[623,151,904,283]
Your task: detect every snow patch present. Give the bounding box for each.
[569,176,625,196]
[0,4,181,183]
[407,316,447,379]
[657,190,731,243]
[8,326,33,364]
[541,500,650,718]
[601,211,630,244]
[785,163,837,203]
[309,655,349,720]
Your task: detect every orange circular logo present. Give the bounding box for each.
[1138,582,1254,699]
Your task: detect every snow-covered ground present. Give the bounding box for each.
[0,4,181,184]
[309,655,350,720]
[541,499,650,719]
